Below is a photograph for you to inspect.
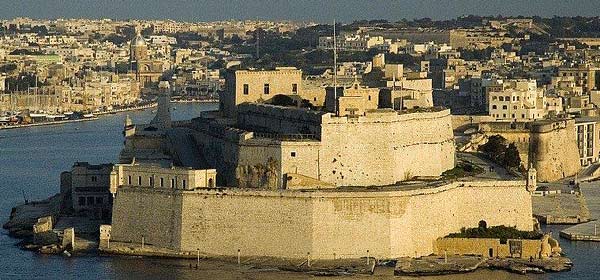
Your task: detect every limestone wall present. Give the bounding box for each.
[111,188,183,249]
[318,109,455,186]
[193,107,455,187]
[435,238,542,259]
[480,120,581,182]
[530,120,581,181]
[110,181,533,260]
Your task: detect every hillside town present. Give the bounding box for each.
[6,15,600,277]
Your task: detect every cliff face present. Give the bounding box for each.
[530,120,581,182]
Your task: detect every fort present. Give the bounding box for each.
[100,67,538,262]
[110,180,533,259]
[190,104,455,188]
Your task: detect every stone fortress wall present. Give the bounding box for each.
[479,119,581,182]
[190,104,455,188]
[110,180,533,260]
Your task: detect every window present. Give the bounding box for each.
[87,197,94,205]
[263,83,270,95]
[368,95,371,101]
[171,179,176,188]
[502,105,507,110]
[292,83,298,94]
[243,84,249,95]
[79,197,85,206]
[291,151,296,157]
[149,177,154,187]
[138,176,142,186]
[91,176,97,182]
[492,105,497,109]
[128,176,132,185]
[182,180,186,188]
[96,197,103,205]
[160,178,164,187]
[499,96,504,101]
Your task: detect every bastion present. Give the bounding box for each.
[190,104,456,188]
[479,119,581,182]
[110,180,533,260]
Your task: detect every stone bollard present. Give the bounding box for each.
[62,228,75,252]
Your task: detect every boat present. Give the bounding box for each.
[29,113,47,118]
[46,114,66,120]
[83,113,95,118]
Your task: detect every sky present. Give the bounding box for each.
[1,0,599,22]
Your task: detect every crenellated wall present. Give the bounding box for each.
[110,180,533,260]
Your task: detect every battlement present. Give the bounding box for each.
[480,118,572,134]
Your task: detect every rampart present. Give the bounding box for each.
[191,104,455,187]
[110,180,533,260]
[479,119,581,182]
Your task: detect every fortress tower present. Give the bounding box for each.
[150,81,172,130]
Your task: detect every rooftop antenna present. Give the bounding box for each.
[333,19,337,115]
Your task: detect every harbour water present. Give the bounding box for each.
[1,102,598,279]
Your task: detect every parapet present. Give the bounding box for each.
[480,118,573,134]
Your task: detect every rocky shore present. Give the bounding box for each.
[394,255,572,276]
[3,194,62,238]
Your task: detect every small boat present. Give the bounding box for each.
[29,113,47,118]
[83,113,95,118]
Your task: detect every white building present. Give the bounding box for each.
[488,79,552,120]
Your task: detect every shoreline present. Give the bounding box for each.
[0,117,100,130]
[0,100,220,131]
[170,99,218,103]
[0,103,156,131]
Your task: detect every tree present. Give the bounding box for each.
[479,134,507,162]
[504,143,522,168]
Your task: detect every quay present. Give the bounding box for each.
[0,102,157,131]
[0,117,99,130]
[560,182,600,241]
[560,221,600,241]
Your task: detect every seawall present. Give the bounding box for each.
[111,180,533,260]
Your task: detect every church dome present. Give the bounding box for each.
[131,34,147,48]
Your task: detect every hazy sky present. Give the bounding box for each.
[1,0,600,22]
